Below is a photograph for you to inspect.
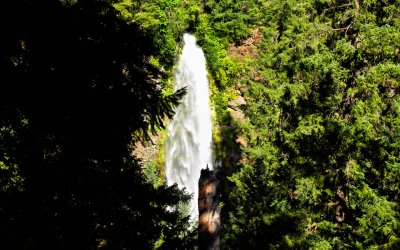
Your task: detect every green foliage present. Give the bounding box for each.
[204,0,259,43]
[114,0,191,66]
[0,112,29,193]
[4,0,400,248]
[200,0,400,248]
[143,160,163,188]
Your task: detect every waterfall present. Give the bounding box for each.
[165,34,214,221]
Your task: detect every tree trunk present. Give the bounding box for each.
[198,168,221,250]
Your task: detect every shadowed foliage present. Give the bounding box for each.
[0,0,194,249]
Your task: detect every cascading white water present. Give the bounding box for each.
[165,34,213,221]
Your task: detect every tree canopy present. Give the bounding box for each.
[2,0,400,249]
[0,0,193,248]
[194,0,400,248]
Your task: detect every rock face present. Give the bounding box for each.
[227,28,262,60]
[198,168,221,250]
[228,96,246,110]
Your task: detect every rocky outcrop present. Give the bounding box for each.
[228,95,246,110]
[227,28,262,60]
[228,95,247,123]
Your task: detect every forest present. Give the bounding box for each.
[1,0,399,249]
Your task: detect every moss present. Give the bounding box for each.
[156,128,167,185]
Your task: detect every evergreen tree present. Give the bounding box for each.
[0,0,194,248]
[201,0,400,248]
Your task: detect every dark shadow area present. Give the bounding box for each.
[214,107,244,246]
[0,0,194,249]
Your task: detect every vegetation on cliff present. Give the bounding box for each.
[197,0,400,248]
[1,0,400,249]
